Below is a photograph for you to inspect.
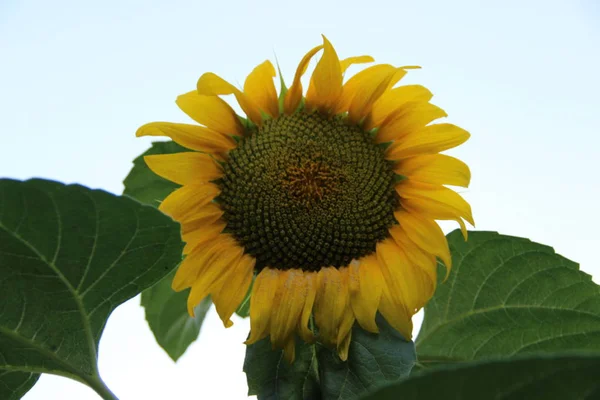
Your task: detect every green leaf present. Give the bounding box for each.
[235,277,253,318]
[244,337,320,400]
[124,141,213,361]
[122,141,186,207]
[244,315,416,400]
[416,231,600,365]
[0,371,39,400]
[141,269,211,362]
[362,352,600,399]
[0,178,183,398]
[318,315,415,399]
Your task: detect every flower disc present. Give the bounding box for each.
[217,112,398,271]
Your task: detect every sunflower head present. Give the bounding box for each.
[138,35,474,363]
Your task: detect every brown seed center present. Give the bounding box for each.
[280,157,344,207]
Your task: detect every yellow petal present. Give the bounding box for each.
[377,239,434,313]
[367,85,433,129]
[305,35,342,112]
[314,267,347,346]
[339,55,374,74]
[378,281,413,340]
[196,72,239,94]
[345,65,404,124]
[246,268,280,344]
[159,183,220,222]
[397,181,474,225]
[270,269,307,348]
[298,271,317,343]
[244,60,279,118]
[212,254,255,327]
[179,203,224,253]
[386,68,410,90]
[386,123,470,159]
[283,337,296,364]
[334,67,408,116]
[186,236,244,315]
[394,210,452,271]
[397,180,474,238]
[284,44,323,114]
[337,329,352,362]
[403,197,470,240]
[196,73,262,125]
[182,220,226,255]
[349,256,383,333]
[172,235,222,291]
[376,102,448,143]
[180,203,223,235]
[176,91,244,136]
[136,122,236,155]
[336,268,355,345]
[144,152,222,185]
[388,226,439,285]
[395,154,471,188]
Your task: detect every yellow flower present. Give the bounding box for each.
[137,35,474,363]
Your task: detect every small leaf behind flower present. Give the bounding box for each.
[244,315,416,400]
[123,141,185,206]
[124,140,217,360]
[235,278,253,318]
[244,337,320,400]
[318,315,416,400]
[141,269,212,362]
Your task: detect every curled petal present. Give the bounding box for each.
[244,60,279,118]
[197,72,263,125]
[339,55,374,75]
[176,91,244,136]
[305,35,343,112]
[284,44,323,114]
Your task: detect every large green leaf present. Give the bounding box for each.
[124,140,218,361]
[416,231,600,365]
[0,179,183,398]
[244,315,416,400]
[362,353,600,399]
[0,371,39,400]
[140,269,211,362]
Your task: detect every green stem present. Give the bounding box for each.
[85,375,119,400]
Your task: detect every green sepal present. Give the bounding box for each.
[393,173,407,183]
[377,140,393,151]
[276,57,288,114]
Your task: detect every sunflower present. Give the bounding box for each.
[137,35,473,362]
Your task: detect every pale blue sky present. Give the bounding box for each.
[2,0,599,399]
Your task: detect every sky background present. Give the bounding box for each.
[1,0,599,398]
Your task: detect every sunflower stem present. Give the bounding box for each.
[85,375,119,400]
